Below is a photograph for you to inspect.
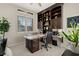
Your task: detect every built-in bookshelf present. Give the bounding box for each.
[38,14,43,30]
[38,3,63,33]
[51,6,62,29]
[41,11,49,33]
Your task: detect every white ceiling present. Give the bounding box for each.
[13,3,54,13]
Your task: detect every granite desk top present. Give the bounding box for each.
[24,34,45,40]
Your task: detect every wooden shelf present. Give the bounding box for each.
[51,7,61,14]
[38,3,63,33]
[51,13,61,19]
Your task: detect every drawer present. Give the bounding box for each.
[32,46,39,53]
[32,39,39,44]
[25,39,39,53]
[33,44,39,48]
[33,39,39,42]
[33,43,39,48]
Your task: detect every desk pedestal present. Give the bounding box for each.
[26,39,39,53]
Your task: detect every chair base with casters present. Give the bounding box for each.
[41,44,52,51]
[41,35,52,51]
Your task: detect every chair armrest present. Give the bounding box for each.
[43,36,46,39]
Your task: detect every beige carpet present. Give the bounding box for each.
[9,42,65,56]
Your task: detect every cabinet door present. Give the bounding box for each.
[26,39,32,50]
[32,39,39,53]
[32,39,39,48]
[57,16,61,29]
[51,19,58,29]
[51,16,61,29]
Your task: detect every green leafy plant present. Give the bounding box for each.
[62,21,79,47]
[0,17,10,39]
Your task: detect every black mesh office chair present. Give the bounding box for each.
[41,31,53,51]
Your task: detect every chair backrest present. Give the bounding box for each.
[46,31,53,44]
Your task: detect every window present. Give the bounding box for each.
[18,16,33,32]
[18,16,26,32]
[26,18,33,31]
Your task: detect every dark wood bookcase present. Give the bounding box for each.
[38,14,43,29]
[42,11,51,33]
[51,6,62,29]
[38,3,63,33]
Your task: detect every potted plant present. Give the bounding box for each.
[0,17,10,55]
[62,21,79,54]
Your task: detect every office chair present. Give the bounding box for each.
[41,31,53,51]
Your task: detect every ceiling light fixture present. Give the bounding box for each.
[30,3,42,7]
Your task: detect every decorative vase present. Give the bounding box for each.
[67,40,79,54]
[0,39,7,56]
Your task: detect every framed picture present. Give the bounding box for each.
[67,16,79,28]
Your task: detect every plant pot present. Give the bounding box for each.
[0,38,7,56]
[67,40,79,54]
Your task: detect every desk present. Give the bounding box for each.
[52,35,63,42]
[24,34,45,40]
[52,35,63,46]
[24,34,45,53]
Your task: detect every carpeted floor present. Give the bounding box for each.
[9,42,65,56]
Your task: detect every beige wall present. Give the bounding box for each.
[63,3,79,32]
[62,3,79,47]
[0,4,38,47]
